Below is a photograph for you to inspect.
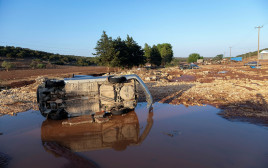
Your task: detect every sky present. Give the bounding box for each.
[0,0,267,57]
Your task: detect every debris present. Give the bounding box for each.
[94,111,106,118]
[95,117,109,124]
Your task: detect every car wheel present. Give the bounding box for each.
[45,80,65,88]
[108,76,127,83]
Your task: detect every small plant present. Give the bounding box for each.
[36,63,46,69]
[30,59,45,69]
[1,61,13,71]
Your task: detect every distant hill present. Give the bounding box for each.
[0,46,96,66]
[236,48,268,58]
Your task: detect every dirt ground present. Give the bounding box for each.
[0,60,268,125]
[0,66,114,87]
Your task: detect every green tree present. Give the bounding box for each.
[111,37,128,68]
[93,31,119,67]
[94,32,145,69]
[144,43,151,63]
[1,61,13,71]
[187,53,203,63]
[150,45,162,66]
[124,35,145,68]
[157,43,173,65]
[213,54,223,61]
[16,51,26,58]
[6,53,14,58]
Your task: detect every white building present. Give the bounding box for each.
[260,50,268,60]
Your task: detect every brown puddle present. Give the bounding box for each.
[0,103,268,168]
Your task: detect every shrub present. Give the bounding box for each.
[1,61,13,71]
[36,63,46,69]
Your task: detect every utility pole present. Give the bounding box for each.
[229,47,232,57]
[255,26,263,67]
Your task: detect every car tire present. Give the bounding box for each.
[45,80,65,88]
[108,76,127,83]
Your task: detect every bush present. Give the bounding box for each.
[36,63,46,69]
[188,53,203,63]
[1,61,13,71]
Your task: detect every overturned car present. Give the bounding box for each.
[37,74,153,120]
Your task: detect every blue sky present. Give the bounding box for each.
[0,0,267,57]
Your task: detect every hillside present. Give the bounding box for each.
[236,48,268,58]
[0,46,96,70]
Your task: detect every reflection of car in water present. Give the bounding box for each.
[37,74,153,119]
[41,110,153,152]
[41,110,153,167]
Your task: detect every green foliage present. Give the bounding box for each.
[236,48,268,58]
[30,59,45,68]
[1,61,13,71]
[0,46,95,66]
[16,51,26,58]
[144,43,151,63]
[124,35,145,68]
[213,54,223,61]
[94,31,118,67]
[150,45,162,66]
[143,44,162,66]
[6,53,14,58]
[93,31,145,68]
[187,53,203,63]
[36,63,46,69]
[157,43,173,65]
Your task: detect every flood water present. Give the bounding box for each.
[0,103,268,168]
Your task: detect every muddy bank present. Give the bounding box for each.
[1,64,268,124]
[118,65,268,123]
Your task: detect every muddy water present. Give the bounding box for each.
[0,103,268,168]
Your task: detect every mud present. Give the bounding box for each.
[1,62,268,124]
[0,103,268,168]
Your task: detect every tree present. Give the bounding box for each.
[157,43,173,65]
[213,54,223,61]
[150,45,162,66]
[93,31,119,67]
[144,43,151,63]
[6,53,14,58]
[124,35,145,68]
[187,53,203,63]
[1,61,13,71]
[94,32,145,69]
[16,51,26,58]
